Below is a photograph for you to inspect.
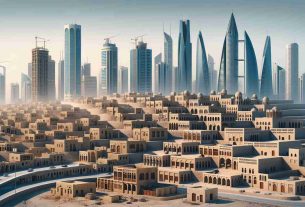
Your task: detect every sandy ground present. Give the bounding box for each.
[13,190,277,207]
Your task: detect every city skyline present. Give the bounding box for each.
[0,0,305,100]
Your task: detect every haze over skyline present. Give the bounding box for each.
[0,0,305,99]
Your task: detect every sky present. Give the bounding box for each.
[0,0,305,100]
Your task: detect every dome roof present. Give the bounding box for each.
[252,94,258,99]
[235,91,242,98]
[197,93,203,98]
[210,90,216,95]
[262,96,269,104]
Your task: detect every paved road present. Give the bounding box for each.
[0,172,110,206]
[219,192,305,207]
[0,163,80,186]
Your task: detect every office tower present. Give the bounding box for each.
[32,47,49,102]
[164,32,173,92]
[21,73,31,103]
[177,19,192,92]
[119,66,128,94]
[218,13,238,93]
[10,83,19,104]
[81,76,97,97]
[173,66,179,92]
[48,55,56,101]
[196,31,210,94]
[244,31,259,97]
[0,66,5,104]
[58,58,65,100]
[99,39,118,95]
[260,36,273,98]
[28,63,32,78]
[130,41,152,93]
[208,55,217,91]
[301,73,305,103]
[273,64,286,100]
[154,53,166,94]
[286,43,299,102]
[64,24,81,100]
[82,62,91,77]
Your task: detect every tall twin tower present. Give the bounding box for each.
[218,14,272,98]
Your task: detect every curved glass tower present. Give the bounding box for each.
[164,32,173,94]
[260,36,273,98]
[217,13,238,93]
[64,24,81,100]
[244,31,259,97]
[178,20,192,92]
[196,31,210,94]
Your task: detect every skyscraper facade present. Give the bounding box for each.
[130,41,152,93]
[196,31,210,94]
[10,83,19,104]
[208,55,217,91]
[64,24,81,100]
[218,13,238,93]
[164,32,173,93]
[99,39,118,95]
[177,20,192,92]
[82,63,91,77]
[260,36,273,98]
[301,73,305,103]
[244,31,259,97]
[0,66,5,104]
[21,73,31,103]
[48,55,56,101]
[286,43,299,102]
[119,66,128,94]
[154,53,167,94]
[81,76,97,97]
[154,53,162,93]
[272,64,286,100]
[28,63,32,79]
[58,59,65,100]
[32,47,49,102]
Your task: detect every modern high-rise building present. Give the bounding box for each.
[119,66,128,94]
[99,39,118,95]
[218,13,238,93]
[81,76,97,98]
[10,83,19,104]
[64,24,81,100]
[260,36,273,98]
[0,66,5,104]
[196,31,210,94]
[82,63,91,77]
[58,58,65,100]
[32,47,49,102]
[177,19,192,92]
[301,73,305,103]
[130,41,152,93]
[164,32,173,93]
[244,31,259,97]
[154,53,167,94]
[208,55,217,91]
[272,64,286,100]
[48,55,56,101]
[173,66,179,92]
[286,43,299,102]
[21,73,31,103]
[28,63,32,78]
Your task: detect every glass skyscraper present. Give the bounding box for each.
[21,73,31,103]
[64,24,81,100]
[196,31,210,94]
[130,41,152,93]
[100,39,118,95]
[273,64,286,100]
[260,36,273,98]
[218,13,238,93]
[244,31,259,97]
[119,66,128,94]
[286,43,299,102]
[164,32,173,93]
[0,66,5,104]
[177,20,192,92]
[48,55,56,101]
[58,58,64,100]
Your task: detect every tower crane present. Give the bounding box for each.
[35,36,50,49]
[104,35,118,44]
[131,34,146,46]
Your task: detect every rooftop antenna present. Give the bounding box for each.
[131,34,146,47]
[35,36,49,49]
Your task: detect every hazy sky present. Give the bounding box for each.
[0,0,305,100]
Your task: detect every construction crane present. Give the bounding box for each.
[35,36,50,49]
[104,35,117,44]
[131,34,146,47]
